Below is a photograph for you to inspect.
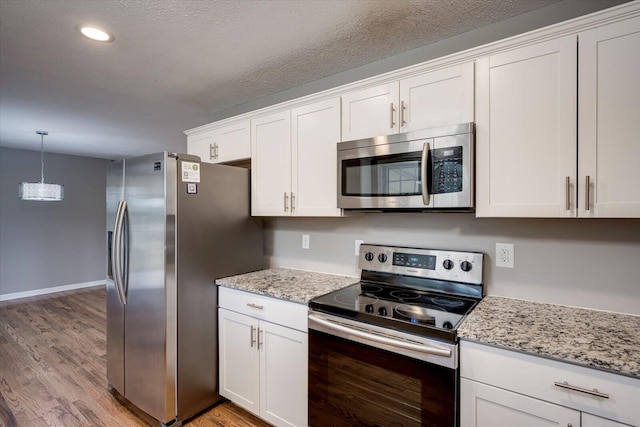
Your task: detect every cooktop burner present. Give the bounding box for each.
[308,244,485,342]
[310,281,476,335]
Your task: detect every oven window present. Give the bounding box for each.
[342,152,422,197]
[309,330,456,427]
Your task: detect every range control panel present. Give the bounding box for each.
[359,244,483,285]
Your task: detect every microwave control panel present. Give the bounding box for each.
[431,146,463,194]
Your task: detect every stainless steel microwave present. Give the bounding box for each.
[337,123,474,211]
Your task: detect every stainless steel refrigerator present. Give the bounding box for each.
[106,152,263,426]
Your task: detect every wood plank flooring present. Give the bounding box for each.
[0,287,271,427]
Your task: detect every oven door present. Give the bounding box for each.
[308,313,458,427]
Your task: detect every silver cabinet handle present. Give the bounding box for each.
[309,315,451,357]
[421,142,431,206]
[565,176,570,211]
[284,192,289,212]
[390,103,396,128]
[585,175,591,211]
[554,381,609,399]
[257,328,263,350]
[209,143,215,161]
[291,192,295,213]
[250,325,256,348]
[400,100,407,126]
[246,303,264,310]
[214,143,219,160]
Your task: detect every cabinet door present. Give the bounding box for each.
[214,121,251,164]
[582,413,631,427]
[578,17,640,218]
[291,97,342,217]
[460,379,580,427]
[251,111,292,216]
[476,36,577,217]
[259,321,308,427]
[218,309,260,416]
[186,130,215,163]
[400,62,474,132]
[341,83,400,141]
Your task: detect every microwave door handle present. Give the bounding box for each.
[421,142,430,206]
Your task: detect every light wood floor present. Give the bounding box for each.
[0,287,271,427]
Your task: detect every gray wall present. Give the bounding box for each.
[0,147,109,296]
[263,215,640,315]
[211,0,629,122]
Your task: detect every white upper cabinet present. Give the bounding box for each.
[341,62,474,141]
[476,36,577,217]
[477,15,640,218]
[341,83,400,140]
[251,111,292,216]
[578,16,640,218]
[399,62,475,133]
[291,97,342,217]
[186,120,250,164]
[251,97,342,217]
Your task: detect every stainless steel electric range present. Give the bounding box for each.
[308,243,484,427]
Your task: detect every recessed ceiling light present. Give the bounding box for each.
[80,26,114,42]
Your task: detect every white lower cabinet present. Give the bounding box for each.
[460,341,639,427]
[582,414,630,427]
[218,287,308,427]
[461,379,580,427]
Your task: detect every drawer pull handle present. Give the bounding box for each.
[554,381,609,399]
[246,303,264,310]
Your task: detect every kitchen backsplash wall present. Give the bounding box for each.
[263,215,640,315]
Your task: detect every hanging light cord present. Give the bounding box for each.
[40,132,45,183]
[36,130,48,183]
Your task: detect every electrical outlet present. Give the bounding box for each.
[302,234,310,249]
[355,240,364,256]
[495,243,514,268]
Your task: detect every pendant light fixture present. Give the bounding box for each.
[18,131,65,201]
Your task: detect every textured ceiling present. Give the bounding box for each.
[0,0,609,159]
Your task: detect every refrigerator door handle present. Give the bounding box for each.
[122,201,130,304]
[112,200,128,305]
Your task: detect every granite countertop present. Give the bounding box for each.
[458,296,640,379]
[215,268,357,305]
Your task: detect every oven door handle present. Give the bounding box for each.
[309,314,451,358]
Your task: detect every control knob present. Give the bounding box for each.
[365,304,374,313]
[443,259,454,270]
[460,261,472,272]
[378,253,388,263]
[378,307,387,316]
[364,252,374,262]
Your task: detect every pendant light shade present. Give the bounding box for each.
[19,131,64,201]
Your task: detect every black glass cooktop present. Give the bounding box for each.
[309,281,479,342]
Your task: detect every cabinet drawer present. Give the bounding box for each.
[460,340,640,426]
[219,286,308,332]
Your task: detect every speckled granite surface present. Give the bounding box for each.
[215,268,357,304]
[459,296,640,378]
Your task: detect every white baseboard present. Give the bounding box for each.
[0,280,105,302]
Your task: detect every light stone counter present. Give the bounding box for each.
[215,268,357,305]
[458,296,640,378]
